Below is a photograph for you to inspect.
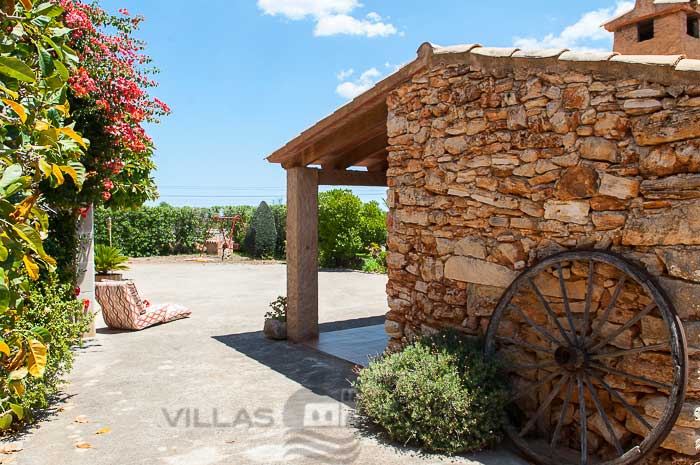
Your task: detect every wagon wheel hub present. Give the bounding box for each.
[554,346,585,371]
[483,250,688,465]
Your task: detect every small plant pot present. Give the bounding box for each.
[264,319,287,340]
[96,273,123,282]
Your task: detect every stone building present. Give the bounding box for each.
[267,38,700,465]
[605,0,700,58]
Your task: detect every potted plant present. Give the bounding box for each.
[95,244,130,282]
[264,296,287,340]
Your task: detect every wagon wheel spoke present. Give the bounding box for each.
[512,361,560,372]
[589,362,672,391]
[556,264,579,345]
[589,302,657,353]
[528,278,573,346]
[550,376,575,449]
[588,370,654,431]
[509,304,563,347]
[519,374,570,437]
[511,371,562,402]
[591,275,627,341]
[577,373,588,465]
[584,372,624,456]
[589,342,670,360]
[496,336,554,355]
[582,260,594,342]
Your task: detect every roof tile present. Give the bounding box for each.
[471,47,519,58]
[512,48,568,59]
[609,54,685,66]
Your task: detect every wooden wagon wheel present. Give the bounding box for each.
[484,250,687,465]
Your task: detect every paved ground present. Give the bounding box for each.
[3,261,528,465]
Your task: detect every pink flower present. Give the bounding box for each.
[118,8,130,16]
[83,299,91,310]
[102,191,112,202]
[103,179,114,191]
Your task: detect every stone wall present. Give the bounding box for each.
[384,48,700,461]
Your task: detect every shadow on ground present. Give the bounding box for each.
[213,316,384,405]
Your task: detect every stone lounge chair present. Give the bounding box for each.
[95,281,191,331]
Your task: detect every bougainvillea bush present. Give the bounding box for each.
[50,0,169,209]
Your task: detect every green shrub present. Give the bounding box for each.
[359,201,388,247]
[318,190,365,267]
[354,331,508,455]
[245,201,277,259]
[15,278,91,422]
[270,205,287,259]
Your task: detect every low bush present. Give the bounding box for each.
[354,331,508,455]
[12,278,91,425]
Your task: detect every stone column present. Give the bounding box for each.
[76,204,96,338]
[286,167,319,343]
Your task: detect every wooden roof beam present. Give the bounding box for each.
[318,169,387,187]
[321,131,388,170]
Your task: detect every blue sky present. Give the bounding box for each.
[100,0,634,207]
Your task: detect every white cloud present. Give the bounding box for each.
[336,68,355,81]
[257,0,397,38]
[336,68,382,99]
[315,13,397,37]
[513,1,634,52]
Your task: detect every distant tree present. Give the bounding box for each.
[247,202,277,259]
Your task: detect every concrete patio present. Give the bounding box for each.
[4,261,527,465]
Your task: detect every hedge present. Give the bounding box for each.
[95,190,386,265]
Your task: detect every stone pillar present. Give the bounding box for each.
[76,204,96,338]
[286,167,319,343]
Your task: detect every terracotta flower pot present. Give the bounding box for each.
[264,319,287,340]
[95,273,123,282]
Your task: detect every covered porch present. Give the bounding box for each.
[266,58,425,345]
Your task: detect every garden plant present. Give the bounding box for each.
[0,0,167,432]
[354,331,509,455]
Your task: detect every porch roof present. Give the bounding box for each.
[265,53,428,173]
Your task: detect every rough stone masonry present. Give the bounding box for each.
[384,44,700,463]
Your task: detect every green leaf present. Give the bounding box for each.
[37,46,54,77]
[53,58,68,79]
[0,269,9,312]
[30,15,52,29]
[12,224,53,263]
[63,161,85,187]
[9,403,24,420]
[31,326,50,342]
[0,57,36,83]
[49,27,72,38]
[0,244,8,261]
[33,2,63,17]
[0,413,13,430]
[0,165,23,189]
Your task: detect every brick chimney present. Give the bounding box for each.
[604,0,700,58]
